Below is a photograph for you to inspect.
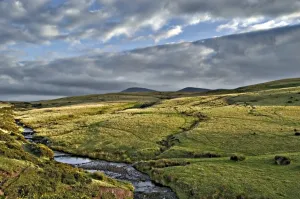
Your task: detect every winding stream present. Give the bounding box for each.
[19,122,178,199]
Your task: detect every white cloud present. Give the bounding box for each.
[249,20,289,31]
[187,14,213,25]
[154,26,183,43]
[0,0,299,46]
[40,25,59,37]
[217,12,300,33]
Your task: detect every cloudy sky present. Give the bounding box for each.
[1,0,300,101]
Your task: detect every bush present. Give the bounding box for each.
[27,143,54,159]
[275,156,291,165]
[61,173,77,185]
[135,159,190,170]
[193,152,221,158]
[230,154,246,162]
[92,171,106,181]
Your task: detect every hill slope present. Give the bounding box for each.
[0,105,133,198]
[236,78,300,92]
[178,87,210,92]
[121,87,157,93]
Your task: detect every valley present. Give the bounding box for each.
[2,78,300,198]
[0,77,300,199]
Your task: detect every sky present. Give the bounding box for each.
[0,0,300,101]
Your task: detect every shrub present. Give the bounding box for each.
[193,152,221,158]
[230,154,246,162]
[135,159,190,170]
[275,156,291,165]
[27,143,54,159]
[61,173,77,185]
[92,171,106,181]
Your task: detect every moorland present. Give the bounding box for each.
[1,77,300,198]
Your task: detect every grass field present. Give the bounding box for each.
[0,104,133,199]
[13,78,300,198]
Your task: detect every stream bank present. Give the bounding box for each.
[19,121,178,199]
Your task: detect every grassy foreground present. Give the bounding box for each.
[14,78,300,198]
[0,103,133,199]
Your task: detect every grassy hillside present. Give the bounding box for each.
[14,78,300,198]
[12,91,215,109]
[236,78,300,92]
[0,104,133,199]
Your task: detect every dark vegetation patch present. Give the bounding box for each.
[230,154,246,162]
[294,129,300,136]
[157,114,203,155]
[32,136,52,145]
[192,152,221,158]
[157,135,181,153]
[135,159,191,171]
[26,143,54,159]
[129,101,159,109]
[275,156,291,165]
[135,101,157,109]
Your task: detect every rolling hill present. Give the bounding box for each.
[236,78,300,92]
[177,87,211,92]
[5,77,300,199]
[121,87,157,93]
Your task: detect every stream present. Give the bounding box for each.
[20,123,178,199]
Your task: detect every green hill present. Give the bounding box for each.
[236,78,300,92]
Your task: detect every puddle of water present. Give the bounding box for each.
[23,127,34,134]
[54,156,92,165]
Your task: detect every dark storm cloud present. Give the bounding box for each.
[167,0,300,17]
[0,0,299,45]
[1,25,300,100]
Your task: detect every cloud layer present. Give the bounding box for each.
[1,25,300,100]
[0,0,300,46]
[1,1,300,100]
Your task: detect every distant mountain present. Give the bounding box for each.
[177,87,211,92]
[121,87,157,93]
